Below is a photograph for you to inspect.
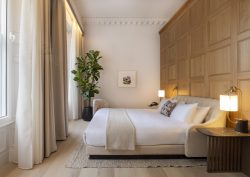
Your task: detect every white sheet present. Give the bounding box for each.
[84,108,190,147]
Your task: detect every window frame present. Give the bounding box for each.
[0,0,10,125]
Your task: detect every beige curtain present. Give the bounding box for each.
[13,0,69,169]
[44,0,57,157]
[51,0,68,139]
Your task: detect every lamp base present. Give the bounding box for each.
[235,119,249,133]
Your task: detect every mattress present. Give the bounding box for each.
[84,108,190,147]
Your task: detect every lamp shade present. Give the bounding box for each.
[158,90,165,98]
[220,94,238,112]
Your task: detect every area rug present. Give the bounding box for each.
[66,143,207,168]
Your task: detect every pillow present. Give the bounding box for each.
[157,98,169,112]
[192,106,210,124]
[160,100,177,117]
[157,99,182,112]
[170,103,198,123]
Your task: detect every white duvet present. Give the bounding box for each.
[84,108,191,147]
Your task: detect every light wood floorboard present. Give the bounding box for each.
[0,120,247,177]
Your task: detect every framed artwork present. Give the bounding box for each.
[118,71,136,88]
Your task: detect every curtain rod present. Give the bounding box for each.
[66,0,84,35]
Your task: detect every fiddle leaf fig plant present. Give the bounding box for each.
[71,50,103,107]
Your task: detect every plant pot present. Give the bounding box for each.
[82,107,93,121]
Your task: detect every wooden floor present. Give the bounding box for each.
[0,120,247,177]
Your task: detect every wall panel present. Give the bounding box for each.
[208,6,231,45]
[190,55,205,78]
[208,0,229,14]
[208,45,231,75]
[190,25,205,57]
[238,38,250,73]
[239,0,250,33]
[178,59,189,80]
[168,65,177,80]
[176,35,188,60]
[238,80,250,124]
[209,77,232,99]
[175,12,189,39]
[190,0,205,28]
[191,81,207,97]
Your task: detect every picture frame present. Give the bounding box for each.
[118,71,136,88]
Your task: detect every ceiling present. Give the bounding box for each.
[72,0,187,20]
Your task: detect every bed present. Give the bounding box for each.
[83,96,226,157]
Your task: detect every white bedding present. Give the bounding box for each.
[84,108,191,147]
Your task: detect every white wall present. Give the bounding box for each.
[84,22,161,108]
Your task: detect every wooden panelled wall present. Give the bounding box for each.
[159,0,250,124]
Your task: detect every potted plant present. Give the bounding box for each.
[72,50,103,121]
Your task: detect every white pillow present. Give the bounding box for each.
[170,103,198,124]
[192,106,210,124]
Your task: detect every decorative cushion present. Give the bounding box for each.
[160,100,177,117]
[157,98,168,112]
[192,106,210,124]
[157,99,180,112]
[170,103,198,124]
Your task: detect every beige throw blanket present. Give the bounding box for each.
[106,109,135,150]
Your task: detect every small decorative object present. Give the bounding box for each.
[72,50,103,121]
[118,71,136,88]
[148,102,158,107]
[220,86,249,133]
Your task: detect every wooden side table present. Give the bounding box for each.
[197,128,250,173]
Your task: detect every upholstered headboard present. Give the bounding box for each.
[174,95,224,122]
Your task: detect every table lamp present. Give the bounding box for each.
[220,86,248,133]
[158,90,165,101]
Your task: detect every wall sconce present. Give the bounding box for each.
[220,86,248,133]
[171,86,178,98]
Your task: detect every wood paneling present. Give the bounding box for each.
[191,25,205,57]
[191,55,205,78]
[175,12,189,39]
[178,59,189,80]
[238,38,250,73]
[178,81,190,96]
[208,46,231,75]
[208,0,229,14]
[208,6,231,45]
[238,80,250,122]
[168,65,177,80]
[160,67,167,88]
[239,0,250,33]
[166,26,176,46]
[168,45,176,65]
[209,78,232,99]
[191,81,208,97]
[160,0,250,175]
[190,0,205,28]
[176,35,188,60]
[160,48,167,68]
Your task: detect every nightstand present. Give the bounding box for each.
[197,128,250,173]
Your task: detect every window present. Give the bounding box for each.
[0,0,7,118]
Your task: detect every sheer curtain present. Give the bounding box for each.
[66,6,83,120]
[13,0,69,169]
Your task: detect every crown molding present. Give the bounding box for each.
[82,17,168,26]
